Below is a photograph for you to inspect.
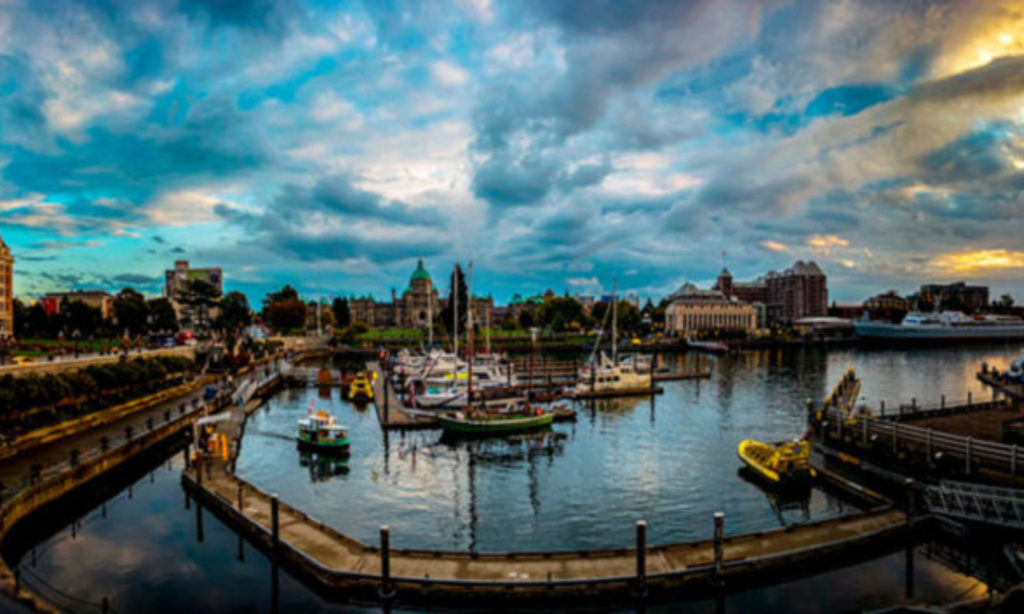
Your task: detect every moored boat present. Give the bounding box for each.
[687,338,729,354]
[438,402,555,435]
[297,408,350,454]
[854,311,1024,344]
[737,439,815,490]
[349,371,374,403]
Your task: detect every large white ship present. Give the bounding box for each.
[854,311,1024,344]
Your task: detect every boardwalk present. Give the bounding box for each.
[186,468,905,606]
[368,362,436,429]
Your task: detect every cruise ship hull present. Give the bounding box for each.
[854,321,1024,345]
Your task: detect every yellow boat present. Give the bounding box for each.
[737,439,816,489]
[348,371,374,403]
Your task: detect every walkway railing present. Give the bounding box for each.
[821,406,1024,476]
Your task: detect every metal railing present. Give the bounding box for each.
[822,406,1023,476]
[924,480,1024,529]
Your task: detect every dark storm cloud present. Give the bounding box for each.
[112,273,160,285]
[214,175,450,265]
[917,126,1013,184]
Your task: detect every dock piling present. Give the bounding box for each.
[635,520,647,596]
[905,478,915,600]
[880,400,885,416]
[380,525,394,600]
[967,391,972,408]
[940,395,945,410]
[713,512,725,582]
[271,494,280,547]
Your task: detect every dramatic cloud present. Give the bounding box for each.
[2,0,1024,303]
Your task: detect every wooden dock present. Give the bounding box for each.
[368,362,437,430]
[184,467,908,608]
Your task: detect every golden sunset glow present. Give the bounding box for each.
[929,249,1024,273]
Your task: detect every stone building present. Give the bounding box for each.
[919,282,988,313]
[0,233,13,337]
[350,259,440,328]
[664,283,758,335]
[713,260,828,324]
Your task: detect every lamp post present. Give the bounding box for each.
[72,329,81,358]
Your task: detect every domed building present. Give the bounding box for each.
[0,233,13,337]
[394,258,440,328]
[349,258,440,328]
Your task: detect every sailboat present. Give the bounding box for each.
[438,262,554,435]
[574,281,652,396]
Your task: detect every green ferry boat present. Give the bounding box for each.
[438,402,554,435]
[297,409,350,454]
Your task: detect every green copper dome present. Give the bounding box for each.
[410,258,431,283]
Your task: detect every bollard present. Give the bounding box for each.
[238,483,244,510]
[713,512,725,582]
[380,525,393,599]
[271,494,280,547]
[636,520,647,596]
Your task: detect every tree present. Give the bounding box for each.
[332,297,351,328]
[63,300,103,338]
[26,302,54,338]
[218,291,252,332]
[440,264,468,336]
[113,288,149,337]
[12,299,28,338]
[536,296,586,332]
[147,298,179,334]
[263,285,307,331]
[180,279,221,331]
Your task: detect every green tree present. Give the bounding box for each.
[332,297,351,328]
[440,264,468,336]
[536,296,585,332]
[63,300,103,338]
[218,291,252,332]
[180,278,221,331]
[147,298,179,334]
[113,288,149,337]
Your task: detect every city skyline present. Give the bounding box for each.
[2,1,1024,303]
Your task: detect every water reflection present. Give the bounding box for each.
[297,450,351,482]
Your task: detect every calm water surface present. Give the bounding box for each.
[4,345,1023,613]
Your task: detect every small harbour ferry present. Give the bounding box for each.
[348,371,374,403]
[438,401,555,435]
[737,439,816,490]
[298,405,350,454]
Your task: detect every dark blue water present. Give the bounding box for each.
[234,345,1024,551]
[5,345,1024,613]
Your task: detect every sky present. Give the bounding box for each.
[2,0,1024,305]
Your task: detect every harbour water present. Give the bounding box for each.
[4,345,1023,612]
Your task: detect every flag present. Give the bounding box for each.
[308,398,315,415]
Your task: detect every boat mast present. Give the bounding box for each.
[612,279,618,365]
[427,282,433,348]
[485,301,491,356]
[466,261,474,407]
[453,266,459,356]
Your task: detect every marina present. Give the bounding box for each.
[5,345,1024,611]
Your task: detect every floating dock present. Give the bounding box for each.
[368,361,436,430]
[183,466,909,608]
